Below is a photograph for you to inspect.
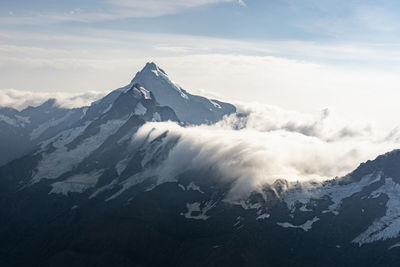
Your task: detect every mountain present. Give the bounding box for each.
[2,105,400,266]
[0,62,235,167]
[0,100,86,166]
[131,62,236,124]
[0,83,178,194]
[3,63,400,266]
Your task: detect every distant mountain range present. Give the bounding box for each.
[1,63,400,267]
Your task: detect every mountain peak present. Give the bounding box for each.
[141,62,167,75]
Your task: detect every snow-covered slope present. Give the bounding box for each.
[0,83,178,193]
[132,62,236,124]
[0,62,235,166]
[0,100,86,166]
[91,62,236,125]
[3,64,400,266]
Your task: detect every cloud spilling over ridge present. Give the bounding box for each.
[133,105,400,200]
[0,89,106,110]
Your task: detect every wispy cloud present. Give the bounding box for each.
[0,0,245,25]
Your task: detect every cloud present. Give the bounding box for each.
[132,105,400,201]
[0,0,244,25]
[0,89,106,110]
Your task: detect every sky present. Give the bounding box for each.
[1,0,400,129]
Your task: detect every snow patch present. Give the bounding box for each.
[284,173,381,214]
[0,114,29,127]
[210,100,221,109]
[181,201,216,220]
[277,217,320,232]
[49,170,103,196]
[186,182,204,194]
[256,213,270,220]
[33,117,129,182]
[30,111,73,140]
[353,178,400,245]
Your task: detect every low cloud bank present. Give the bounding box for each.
[134,104,400,199]
[0,89,106,110]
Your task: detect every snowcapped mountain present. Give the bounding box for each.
[0,62,234,167]
[128,62,236,124]
[86,62,236,125]
[0,83,178,194]
[0,99,86,166]
[2,63,400,266]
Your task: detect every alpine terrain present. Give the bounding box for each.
[1,63,400,267]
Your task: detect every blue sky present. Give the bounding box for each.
[1,0,400,128]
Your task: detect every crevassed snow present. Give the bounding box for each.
[353,178,400,245]
[134,102,147,116]
[33,117,129,182]
[277,217,320,232]
[49,170,103,196]
[181,201,216,220]
[30,111,73,140]
[284,173,381,214]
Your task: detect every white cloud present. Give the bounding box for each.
[133,112,399,200]
[2,29,400,129]
[0,89,106,110]
[0,0,244,25]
